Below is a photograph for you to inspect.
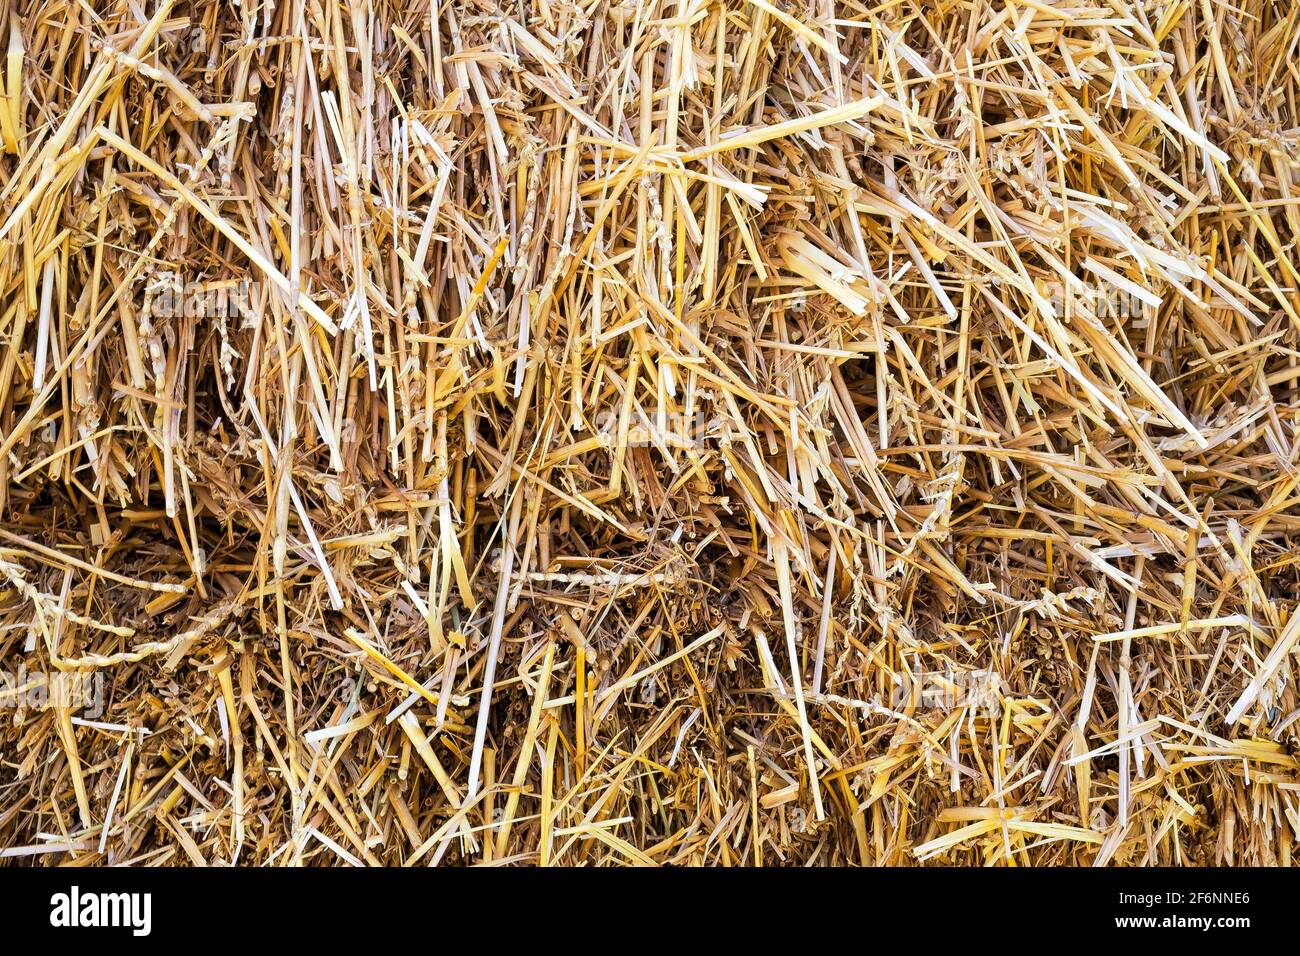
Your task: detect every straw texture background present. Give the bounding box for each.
[1,0,1299,866]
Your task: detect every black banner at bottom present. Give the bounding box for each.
[0,865,1275,945]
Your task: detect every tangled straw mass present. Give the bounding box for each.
[1,0,1300,866]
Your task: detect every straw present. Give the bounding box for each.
[0,0,1298,868]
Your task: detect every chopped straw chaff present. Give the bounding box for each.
[1,0,1299,867]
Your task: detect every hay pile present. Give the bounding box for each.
[1,0,1298,867]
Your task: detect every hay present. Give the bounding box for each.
[0,0,1298,867]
